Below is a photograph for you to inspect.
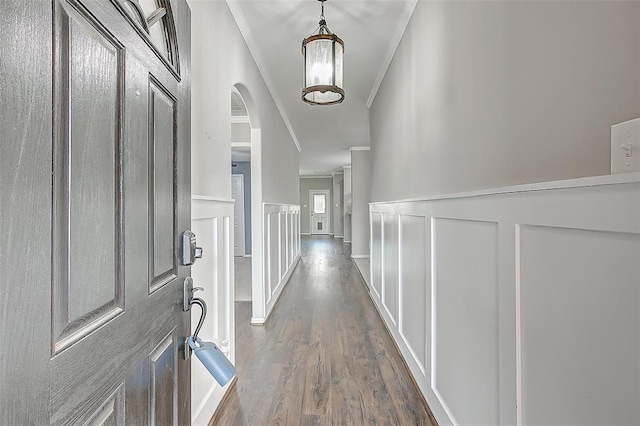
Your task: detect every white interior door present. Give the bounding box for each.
[310,190,330,235]
[232,174,246,256]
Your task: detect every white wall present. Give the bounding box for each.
[370,1,640,202]
[351,150,371,257]
[368,173,640,426]
[365,4,640,425]
[189,1,300,423]
[190,0,299,204]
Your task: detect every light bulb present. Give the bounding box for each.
[309,61,332,85]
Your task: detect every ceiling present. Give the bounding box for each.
[226,0,416,175]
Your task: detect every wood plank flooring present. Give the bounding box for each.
[211,236,437,425]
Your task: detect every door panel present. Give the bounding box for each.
[52,0,125,354]
[86,385,125,426]
[310,190,330,235]
[149,329,178,426]
[1,0,191,424]
[67,10,120,324]
[149,78,178,292]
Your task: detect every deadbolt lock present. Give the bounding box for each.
[181,230,203,266]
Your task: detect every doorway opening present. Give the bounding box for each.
[231,88,253,303]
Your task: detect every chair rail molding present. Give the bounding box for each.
[368,172,640,426]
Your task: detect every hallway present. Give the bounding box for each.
[212,236,436,425]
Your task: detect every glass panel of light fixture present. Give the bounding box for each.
[306,39,334,87]
[305,90,342,104]
[334,43,343,88]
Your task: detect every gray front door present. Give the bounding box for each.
[1,0,191,424]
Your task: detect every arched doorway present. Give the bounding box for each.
[230,84,264,324]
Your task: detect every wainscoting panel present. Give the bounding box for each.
[371,212,383,298]
[288,212,295,267]
[255,203,301,325]
[190,196,235,426]
[368,173,640,426]
[280,213,288,281]
[518,225,640,425]
[382,214,399,325]
[432,218,499,426]
[398,214,429,377]
[268,212,280,302]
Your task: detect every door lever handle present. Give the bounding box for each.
[183,277,204,311]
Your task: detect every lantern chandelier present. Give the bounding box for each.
[301,0,345,105]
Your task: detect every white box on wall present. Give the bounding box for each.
[611,118,640,174]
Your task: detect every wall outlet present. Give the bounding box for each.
[611,118,640,174]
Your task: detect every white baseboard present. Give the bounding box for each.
[334,235,344,239]
[351,254,370,259]
[344,240,351,243]
[301,232,311,236]
[243,254,252,258]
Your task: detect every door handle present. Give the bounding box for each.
[183,277,204,311]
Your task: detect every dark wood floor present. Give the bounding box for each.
[211,236,436,425]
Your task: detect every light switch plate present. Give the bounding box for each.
[611,118,640,174]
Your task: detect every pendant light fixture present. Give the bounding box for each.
[301,0,344,105]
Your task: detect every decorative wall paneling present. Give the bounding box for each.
[252,203,301,325]
[369,173,640,426]
[190,196,235,425]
